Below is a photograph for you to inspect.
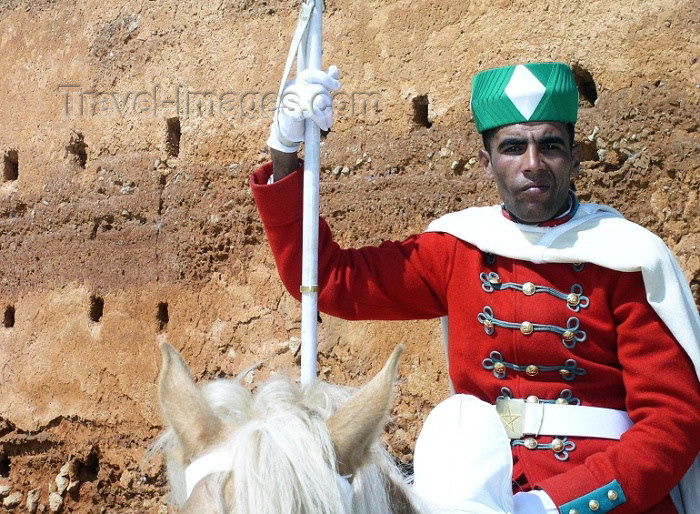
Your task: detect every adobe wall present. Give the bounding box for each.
[0,0,698,511]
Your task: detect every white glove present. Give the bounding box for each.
[513,490,558,513]
[267,65,341,153]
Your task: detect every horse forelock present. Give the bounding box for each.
[158,374,419,513]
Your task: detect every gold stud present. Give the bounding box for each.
[607,490,619,501]
[522,282,536,295]
[526,365,539,377]
[494,362,506,374]
[560,369,572,378]
[589,499,600,511]
[526,395,539,403]
[520,321,534,335]
[488,275,501,285]
[524,437,537,450]
[555,397,569,405]
[551,438,565,453]
[567,293,580,306]
[484,319,494,329]
[563,330,575,341]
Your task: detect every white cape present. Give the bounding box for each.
[426,203,700,513]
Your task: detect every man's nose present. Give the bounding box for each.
[523,144,543,171]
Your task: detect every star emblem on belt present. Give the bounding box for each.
[499,404,521,432]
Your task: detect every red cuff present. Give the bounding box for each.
[250,161,305,227]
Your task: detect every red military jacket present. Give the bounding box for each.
[251,162,700,513]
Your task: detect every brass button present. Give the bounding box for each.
[494,362,506,374]
[563,330,575,342]
[560,369,572,378]
[589,499,600,511]
[488,274,501,285]
[551,438,565,453]
[568,510,580,514]
[607,490,619,501]
[526,395,539,404]
[520,321,534,335]
[555,397,569,405]
[567,292,580,306]
[524,437,537,450]
[573,262,582,267]
[484,319,494,329]
[522,282,536,295]
[526,365,539,377]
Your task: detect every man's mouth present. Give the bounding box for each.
[521,183,550,194]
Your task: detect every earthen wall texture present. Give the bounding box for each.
[0,0,698,511]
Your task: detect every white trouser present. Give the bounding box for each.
[412,395,556,513]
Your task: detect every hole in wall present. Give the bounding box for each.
[73,451,99,483]
[0,455,9,477]
[66,131,88,168]
[89,295,104,323]
[571,63,598,106]
[156,302,169,332]
[166,117,181,157]
[3,150,18,181]
[3,306,15,328]
[411,94,432,128]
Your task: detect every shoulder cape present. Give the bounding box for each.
[426,203,700,513]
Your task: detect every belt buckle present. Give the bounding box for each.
[496,398,525,439]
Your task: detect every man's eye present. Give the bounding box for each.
[542,143,564,151]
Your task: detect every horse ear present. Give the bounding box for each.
[158,342,225,462]
[328,344,404,476]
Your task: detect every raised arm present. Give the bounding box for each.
[270,149,300,182]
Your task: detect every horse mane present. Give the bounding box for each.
[153,370,417,513]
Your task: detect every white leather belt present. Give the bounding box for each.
[496,398,633,440]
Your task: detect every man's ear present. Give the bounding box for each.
[571,143,582,178]
[479,148,494,179]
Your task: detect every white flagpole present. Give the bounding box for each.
[300,0,323,384]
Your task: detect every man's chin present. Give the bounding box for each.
[509,206,557,225]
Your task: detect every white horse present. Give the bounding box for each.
[154,342,424,513]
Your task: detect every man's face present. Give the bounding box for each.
[478,122,581,224]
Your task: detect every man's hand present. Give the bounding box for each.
[267,65,341,154]
[513,490,557,513]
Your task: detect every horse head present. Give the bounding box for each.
[156,342,420,513]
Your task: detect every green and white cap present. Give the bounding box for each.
[470,62,579,133]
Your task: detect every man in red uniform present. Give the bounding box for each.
[251,63,700,513]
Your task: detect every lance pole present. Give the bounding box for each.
[299,0,323,384]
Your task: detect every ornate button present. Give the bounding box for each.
[524,437,538,450]
[526,365,539,376]
[567,292,580,306]
[555,397,569,405]
[526,395,539,403]
[560,369,572,378]
[520,321,534,335]
[494,362,506,374]
[589,499,600,511]
[484,319,494,329]
[551,438,565,453]
[488,275,501,285]
[607,490,619,501]
[563,330,575,342]
[522,282,536,295]
[568,510,580,514]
